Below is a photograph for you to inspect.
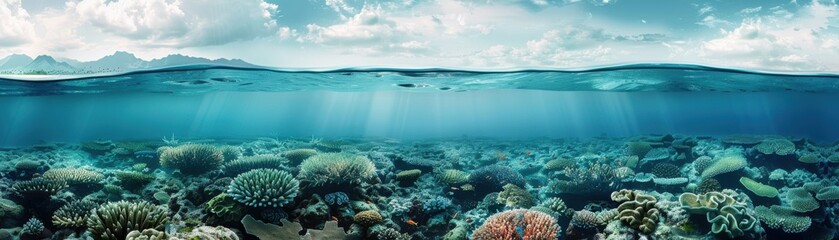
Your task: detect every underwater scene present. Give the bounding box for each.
[2,0,839,240]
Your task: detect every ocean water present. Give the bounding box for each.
[1,64,838,239]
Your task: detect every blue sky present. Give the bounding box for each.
[1,0,837,71]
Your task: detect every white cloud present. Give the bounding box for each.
[325,0,355,19]
[697,15,732,27]
[739,6,763,14]
[301,5,397,44]
[698,5,715,15]
[0,0,36,46]
[68,0,278,47]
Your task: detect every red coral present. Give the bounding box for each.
[473,209,559,240]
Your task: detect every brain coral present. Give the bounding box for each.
[473,209,559,240]
[159,144,224,174]
[353,210,383,227]
[228,169,299,208]
[297,153,376,186]
[700,155,747,179]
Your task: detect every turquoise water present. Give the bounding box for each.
[1,65,839,239]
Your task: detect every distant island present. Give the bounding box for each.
[0,51,260,75]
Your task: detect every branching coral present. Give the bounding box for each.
[53,200,98,229]
[87,201,169,240]
[497,184,535,208]
[42,168,104,185]
[222,154,287,176]
[297,153,376,186]
[472,209,559,240]
[546,163,617,194]
[159,144,224,174]
[12,178,67,201]
[227,169,299,208]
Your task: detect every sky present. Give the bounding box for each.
[1,0,838,71]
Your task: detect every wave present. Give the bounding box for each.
[1,63,838,95]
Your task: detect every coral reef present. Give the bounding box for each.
[472,209,559,240]
[87,201,169,240]
[227,169,299,208]
[159,144,224,174]
[297,153,376,186]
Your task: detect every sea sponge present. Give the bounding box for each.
[42,168,104,185]
[700,155,747,179]
[754,205,811,233]
[159,144,224,174]
[436,169,469,185]
[469,165,526,193]
[228,169,299,208]
[283,148,318,164]
[87,201,169,240]
[786,187,819,212]
[754,139,795,155]
[395,169,422,182]
[739,177,778,198]
[297,153,376,186]
[53,200,98,228]
[816,186,839,201]
[473,209,559,240]
[353,210,383,227]
[12,178,67,201]
[496,183,535,208]
[222,154,287,176]
[651,163,680,178]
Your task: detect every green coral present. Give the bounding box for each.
[739,177,778,198]
[159,144,223,175]
[496,183,535,208]
[222,154,287,176]
[540,197,569,216]
[125,229,167,240]
[754,139,795,155]
[87,201,169,240]
[798,153,821,164]
[205,193,245,221]
[284,148,318,164]
[42,168,104,185]
[786,187,819,212]
[611,189,660,234]
[53,200,98,229]
[700,155,747,179]
[755,205,811,233]
[227,169,299,208]
[297,153,376,186]
[816,186,839,201]
[217,145,242,162]
[679,192,757,238]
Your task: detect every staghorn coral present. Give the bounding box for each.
[755,205,811,233]
[353,210,383,227]
[222,154,287,176]
[540,197,569,216]
[571,210,599,229]
[739,177,778,198]
[42,168,104,185]
[473,209,559,240]
[53,200,98,229]
[87,201,169,240]
[611,189,660,234]
[159,144,224,175]
[227,169,299,208]
[297,153,376,186]
[218,145,242,162]
[701,154,747,179]
[21,218,44,236]
[496,183,535,208]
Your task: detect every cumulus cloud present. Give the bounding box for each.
[68,0,278,47]
[0,0,36,46]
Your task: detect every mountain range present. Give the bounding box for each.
[0,51,260,75]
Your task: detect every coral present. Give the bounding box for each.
[378,228,413,240]
[159,144,224,174]
[469,165,526,193]
[540,197,568,216]
[395,169,422,182]
[472,209,559,240]
[222,154,287,176]
[14,159,41,171]
[798,153,820,164]
[179,226,239,240]
[786,187,819,212]
[700,155,747,179]
[816,186,839,201]
[353,210,383,227]
[679,192,736,213]
[205,193,245,221]
[626,141,653,158]
[497,184,535,208]
[754,205,811,233]
[651,163,680,178]
[547,163,617,194]
[21,218,44,236]
[87,201,169,240]
[653,177,688,185]
[53,200,98,229]
[436,169,469,185]
[125,229,167,240]
[324,192,350,206]
[679,191,757,237]
[693,156,714,173]
[642,148,672,163]
[42,168,104,185]
[284,148,318,164]
[0,198,23,220]
[297,153,376,186]
[544,158,576,171]
[611,190,660,234]
[11,178,67,201]
[218,145,242,162]
[113,171,155,188]
[655,200,688,226]
[697,178,721,194]
[739,177,778,198]
[571,210,599,229]
[768,169,788,181]
[423,196,453,213]
[227,169,299,208]
[613,167,635,182]
[240,215,306,239]
[755,139,795,155]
